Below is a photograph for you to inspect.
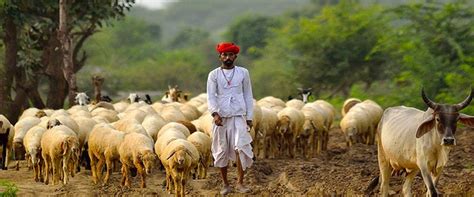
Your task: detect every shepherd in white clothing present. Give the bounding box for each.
[207,42,254,195]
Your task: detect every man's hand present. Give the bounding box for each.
[246,120,253,130]
[213,113,223,126]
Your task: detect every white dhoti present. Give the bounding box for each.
[211,116,253,170]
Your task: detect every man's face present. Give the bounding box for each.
[219,52,237,66]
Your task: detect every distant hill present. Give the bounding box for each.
[129,0,310,41]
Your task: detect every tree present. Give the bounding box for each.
[0,0,134,123]
[284,2,390,97]
[372,2,474,109]
[58,0,76,107]
[225,15,281,58]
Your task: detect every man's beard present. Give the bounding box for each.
[223,60,233,66]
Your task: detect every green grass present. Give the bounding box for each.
[0,180,18,197]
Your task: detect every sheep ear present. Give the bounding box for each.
[166,151,176,160]
[185,149,198,160]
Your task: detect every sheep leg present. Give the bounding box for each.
[34,160,39,182]
[134,160,146,188]
[103,157,113,185]
[262,135,268,159]
[96,156,105,182]
[39,157,44,182]
[89,151,98,184]
[43,155,50,185]
[181,170,188,197]
[62,155,70,185]
[51,157,60,185]
[121,164,131,188]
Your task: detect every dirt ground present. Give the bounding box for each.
[1,127,473,196]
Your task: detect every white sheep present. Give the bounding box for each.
[23,125,46,181]
[112,118,151,138]
[301,107,326,157]
[113,100,130,113]
[255,107,278,159]
[286,99,305,110]
[160,139,200,196]
[41,125,80,185]
[18,107,40,120]
[88,123,125,185]
[160,105,187,122]
[91,108,119,123]
[341,98,361,117]
[276,107,305,158]
[0,115,14,170]
[142,114,167,142]
[157,122,191,139]
[340,104,372,147]
[13,116,41,167]
[187,131,211,179]
[119,132,157,188]
[304,101,335,150]
[155,128,187,159]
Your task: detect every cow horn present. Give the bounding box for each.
[421,88,437,109]
[455,88,473,110]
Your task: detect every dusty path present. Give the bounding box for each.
[1,128,473,196]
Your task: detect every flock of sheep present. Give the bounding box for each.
[0,89,384,196]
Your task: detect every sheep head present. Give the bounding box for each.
[35,110,47,118]
[276,115,291,136]
[140,150,157,175]
[47,119,62,129]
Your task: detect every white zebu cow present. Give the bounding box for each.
[376,89,474,196]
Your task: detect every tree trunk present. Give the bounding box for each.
[59,0,77,107]
[1,14,23,124]
[44,31,68,109]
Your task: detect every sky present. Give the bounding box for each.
[134,0,179,10]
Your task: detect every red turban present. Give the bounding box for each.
[216,42,240,54]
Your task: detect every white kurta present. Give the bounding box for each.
[207,66,254,170]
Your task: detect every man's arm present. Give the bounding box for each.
[207,70,219,115]
[242,69,253,121]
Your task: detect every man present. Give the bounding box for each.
[207,42,254,195]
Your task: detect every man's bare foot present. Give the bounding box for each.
[236,184,250,193]
[220,185,231,195]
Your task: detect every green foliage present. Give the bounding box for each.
[371,2,474,111]
[225,15,281,58]
[0,180,18,196]
[167,27,210,50]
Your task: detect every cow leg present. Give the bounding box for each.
[419,165,438,197]
[402,170,418,197]
[377,141,391,197]
[431,166,444,192]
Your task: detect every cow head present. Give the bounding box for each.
[416,88,474,146]
[297,88,312,103]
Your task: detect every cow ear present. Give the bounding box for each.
[416,116,435,138]
[459,113,474,128]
